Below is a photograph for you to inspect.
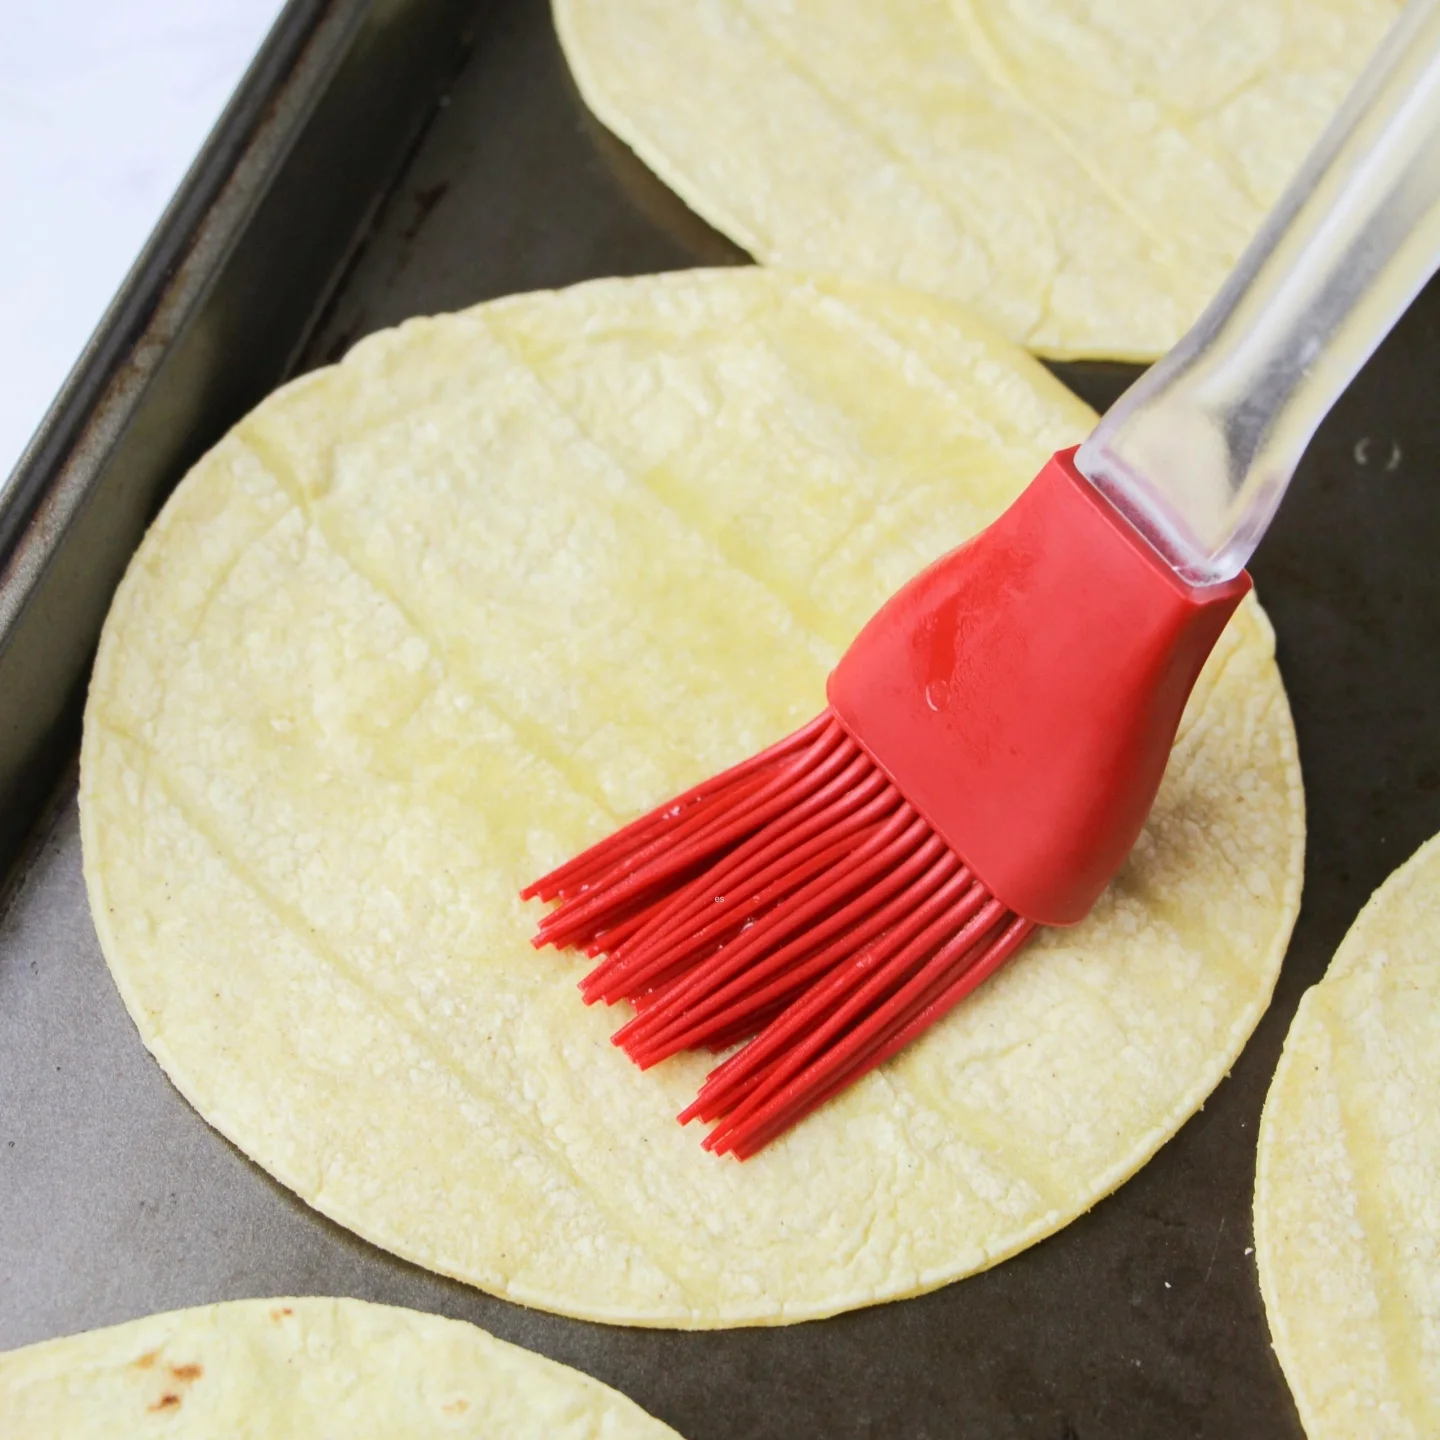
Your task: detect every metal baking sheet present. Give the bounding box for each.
[2,0,1438,1435]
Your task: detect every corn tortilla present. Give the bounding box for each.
[1255,832,1440,1438]
[0,1296,679,1437]
[554,0,1397,359]
[81,269,1304,1326]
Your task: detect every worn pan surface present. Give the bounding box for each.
[1,1,1437,1435]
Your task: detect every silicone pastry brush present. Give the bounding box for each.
[525,0,1440,1158]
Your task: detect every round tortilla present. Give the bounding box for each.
[0,1296,679,1436]
[81,268,1304,1327]
[554,0,1397,360]
[1255,833,1440,1438]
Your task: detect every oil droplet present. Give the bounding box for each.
[924,679,951,712]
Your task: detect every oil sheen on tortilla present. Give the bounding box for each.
[554,0,1397,360]
[81,269,1304,1326]
[1255,832,1440,1438]
[0,1296,679,1437]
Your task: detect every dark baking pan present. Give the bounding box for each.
[1,1,1437,1436]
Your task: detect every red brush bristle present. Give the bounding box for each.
[525,709,1034,1156]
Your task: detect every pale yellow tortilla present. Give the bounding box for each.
[554,0,1397,359]
[1255,833,1440,1438]
[80,268,1304,1327]
[0,1296,680,1437]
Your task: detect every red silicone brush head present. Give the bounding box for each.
[524,712,1035,1158]
[524,448,1250,1156]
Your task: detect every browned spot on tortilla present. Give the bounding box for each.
[148,1393,182,1412]
[132,1349,160,1370]
[444,1398,470,1415]
[169,1362,203,1383]
[269,1306,294,1322]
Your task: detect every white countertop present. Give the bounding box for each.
[0,0,286,489]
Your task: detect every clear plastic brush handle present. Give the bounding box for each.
[1075,0,1440,585]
